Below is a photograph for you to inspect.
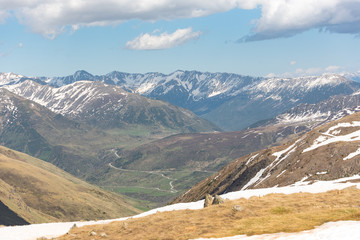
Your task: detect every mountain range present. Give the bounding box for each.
[2,70,360,130]
[2,70,360,206]
[4,80,219,132]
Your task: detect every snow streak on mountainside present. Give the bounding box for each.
[253,91,360,131]
[5,80,127,117]
[0,89,19,127]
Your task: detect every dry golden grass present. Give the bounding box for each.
[58,187,360,240]
[0,146,141,224]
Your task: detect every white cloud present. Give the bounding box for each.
[1,0,360,40]
[296,67,324,76]
[265,72,276,78]
[0,10,11,23]
[267,65,345,78]
[126,27,201,50]
[325,65,343,72]
[1,0,239,38]
[290,61,296,65]
[242,0,360,41]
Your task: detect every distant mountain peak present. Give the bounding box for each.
[0,72,24,85]
[73,70,93,78]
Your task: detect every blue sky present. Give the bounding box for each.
[0,0,360,77]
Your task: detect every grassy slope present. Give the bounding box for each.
[59,187,360,240]
[0,145,142,224]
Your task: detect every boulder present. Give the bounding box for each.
[204,194,213,207]
[212,195,224,205]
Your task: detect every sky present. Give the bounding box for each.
[0,0,360,78]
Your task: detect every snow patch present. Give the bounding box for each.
[276,170,287,178]
[245,154,259,165]
[304,121,360,153]
[276,111,330,124]
[343,147,360,160]
[241,168,266,190]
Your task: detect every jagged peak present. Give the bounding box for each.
[72,70,94,79]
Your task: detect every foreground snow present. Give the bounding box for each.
[193,221,360,240]
[1,175,360,240]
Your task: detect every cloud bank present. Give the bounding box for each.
[241,0,360,41]
[1,0,360,40]
[126,28,201,50]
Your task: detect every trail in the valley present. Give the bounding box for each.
[108,162,178,193]
[109,148,217,193]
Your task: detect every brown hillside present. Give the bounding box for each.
[0,145,141,224]
[173,111,360,203]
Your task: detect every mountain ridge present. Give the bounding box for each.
[3,70,359,130]
[3,80,220,132]
[173,111,360,203]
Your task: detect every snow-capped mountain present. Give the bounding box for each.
[46,70,360,130]
[3,80,219,132]
[46,70,97,87]
[342,71,360,82]
[253,90,360,131]
[203,74,360,130]
[4,70,360,130]
[44,70,262,116]
[174,111,360,203]
[0,72,24,86]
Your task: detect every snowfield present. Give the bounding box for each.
[1,175,360,240]
[193,221,360,240]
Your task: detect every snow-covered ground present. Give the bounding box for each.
[303,121,360,153]
[193,221,360,240]
[1,175,360,240]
